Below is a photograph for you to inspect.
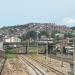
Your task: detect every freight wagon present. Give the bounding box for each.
[0,41,4,57]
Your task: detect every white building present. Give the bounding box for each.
[0,39,3,50]
[37,36,54,44]
[55,33,64,38]
[4,36,21,43]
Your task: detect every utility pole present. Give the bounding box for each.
[36,31,40,55]
[37,32,38,55]
[54,34,57,56]
[46,41,48,64]
[70,35,75,75]
[60,34,64,67]
[45,24,48,71]
[61,39,63,67]
[73,36,75,75]
[49,32,51,62]
[27,39,29,54]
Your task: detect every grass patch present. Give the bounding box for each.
[29,47,37,51]
[6,53,16,59]
[6,49,15,53]
[31,54,37,58]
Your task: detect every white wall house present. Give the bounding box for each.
[0,41,3,50]
[55,33,64,38]
[0,39,3,50]
[4,36,21,43]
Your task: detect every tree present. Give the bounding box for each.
[18,34,26,42]
[51,32,55,38]
[64,32,73,38]
[38,31,49,39]
[26,31,37,40]
[19,31,37,41]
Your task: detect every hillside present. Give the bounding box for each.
[70,27,75,30]
[0,23,72,37]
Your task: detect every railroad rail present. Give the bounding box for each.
[0,59,6,75]
[26,55,66,75]
[47,54,73,64]
[18,55,45,75]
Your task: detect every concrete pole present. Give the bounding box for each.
[45,41,48,71]
[73,37,75,75]
[37,33,38,55]
[49,33,51,62]
[27,40,29,54]
[45,24,48,71]
[61,39,63,67]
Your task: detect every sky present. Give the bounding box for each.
[0,0,75,27]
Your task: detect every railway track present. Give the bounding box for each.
[26,55,66,75]
[18,55,46,75]
[47,54,73,64]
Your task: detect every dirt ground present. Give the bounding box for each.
[1,54,71,75]
[28,54,71,75]
[1,55,58,75]
[1,58,29,75]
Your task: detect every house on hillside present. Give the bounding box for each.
[65,38,73,46]
[37,36,54,44]
[55,33,64,38]
[4,36,21,43]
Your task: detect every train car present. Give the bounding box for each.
[0,39,5,58]
[0,38,5,74]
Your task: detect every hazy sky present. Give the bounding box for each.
[0,0,75,27]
